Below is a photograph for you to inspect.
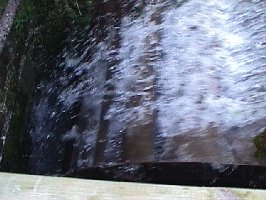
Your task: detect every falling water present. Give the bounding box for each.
[28,0,266,174]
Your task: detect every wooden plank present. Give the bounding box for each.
[0,172,265,199]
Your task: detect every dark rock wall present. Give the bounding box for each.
[0,0,94,173]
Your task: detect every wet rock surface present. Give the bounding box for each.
[0,0,94,172]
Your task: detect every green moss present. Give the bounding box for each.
[253,129,266,158]
[13,1,36,31]
[0,0,8,15]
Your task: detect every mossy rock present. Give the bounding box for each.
[253,129,266,158]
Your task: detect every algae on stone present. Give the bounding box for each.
[253,129,266,158]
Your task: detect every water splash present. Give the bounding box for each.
[28,0,266,173]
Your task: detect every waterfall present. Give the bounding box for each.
[28,0,266,174]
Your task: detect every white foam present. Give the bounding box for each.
[156,0,266,136]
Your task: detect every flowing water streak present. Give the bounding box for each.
[156,0,266,136]
[28,0,266,174]
[155,0,266,163]
[28,26,115,173]
[104,1,165,162]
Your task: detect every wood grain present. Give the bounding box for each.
[0,172,265,199]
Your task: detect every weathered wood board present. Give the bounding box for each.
[0,172,265,199]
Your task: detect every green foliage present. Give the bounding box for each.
[13,0,93,32]
[13,1,36,31]
[253,129,266,158]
